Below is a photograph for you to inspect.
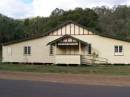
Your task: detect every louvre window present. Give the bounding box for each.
[28,46,31,54]
[24,46,31,55]
[115,46,118,53]
[119,46,123,53]
[24,46,28,55]
[114,45,123,56]
[50,45,54,55]
[88,44,92,54]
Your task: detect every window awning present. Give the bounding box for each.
[47,34,88,46]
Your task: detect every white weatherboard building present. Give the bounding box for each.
[2,21,130,64]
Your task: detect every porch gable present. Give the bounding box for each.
[47,34,88,46]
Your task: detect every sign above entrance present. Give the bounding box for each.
[57,42,78,46]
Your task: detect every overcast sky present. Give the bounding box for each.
[0,0,129,19]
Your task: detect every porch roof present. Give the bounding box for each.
[47,34,88,45]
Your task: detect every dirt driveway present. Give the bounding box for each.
[0,71,130,87]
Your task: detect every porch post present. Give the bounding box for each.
[79,42,81,66]
[55,43,57,55]
[79,42,81,55]
[54,43,57,64]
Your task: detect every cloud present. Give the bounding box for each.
[76,0,127,7]
[0,0,129,18]
[32,0,129,17]
[0,0,34,19]
[32,0,80,17]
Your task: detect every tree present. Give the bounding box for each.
[51,8,64,17]
[0,5,130,44]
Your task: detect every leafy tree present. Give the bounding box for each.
[0,5,130,44]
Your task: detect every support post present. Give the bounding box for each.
[54,43,57,64]
[79,42,81,66]
[55,43,57,56]
[79,42,81,55]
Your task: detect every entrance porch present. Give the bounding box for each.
[48,35,91,64]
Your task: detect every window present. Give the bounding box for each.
[119,46,123,53]
[24,46,31,55]
[24,46,28,55]
[50,45,54,55]
[28,46,31,55]
[114,46,118,53]
[114,45,123,56]
[88,44,92,54]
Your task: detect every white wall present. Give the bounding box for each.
[2,36,60,63]
[74,35,130,64]
[2,23,130,64]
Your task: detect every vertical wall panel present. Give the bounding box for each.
[66,24,71,35]
[71,24,75,35]
[61,27,62,35]
[70,24,71,35]
[88,31,93,35]
[53,30,57,35]
[75,25,79,35]
[74,24,75,35]
[62,26,66,35]
[84,29,89,34]
[80,27,84,35]
[57,28,62,35]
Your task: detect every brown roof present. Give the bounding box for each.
[3,20,130,46]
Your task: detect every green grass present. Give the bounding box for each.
[0,63,130,75]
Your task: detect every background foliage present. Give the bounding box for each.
[0,5,130,44]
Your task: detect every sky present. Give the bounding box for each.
[0,0,130,19]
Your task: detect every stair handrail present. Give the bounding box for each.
[81,55,108,63]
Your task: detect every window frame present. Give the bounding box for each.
[24,46,31,56]
[24,46,28,55]
[88,44,92,55]
[114,45,124,56]
[28,46,31,55]
[119,45,123,53]
[50,45,54,56]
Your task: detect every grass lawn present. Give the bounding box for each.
[0,63,130,75]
